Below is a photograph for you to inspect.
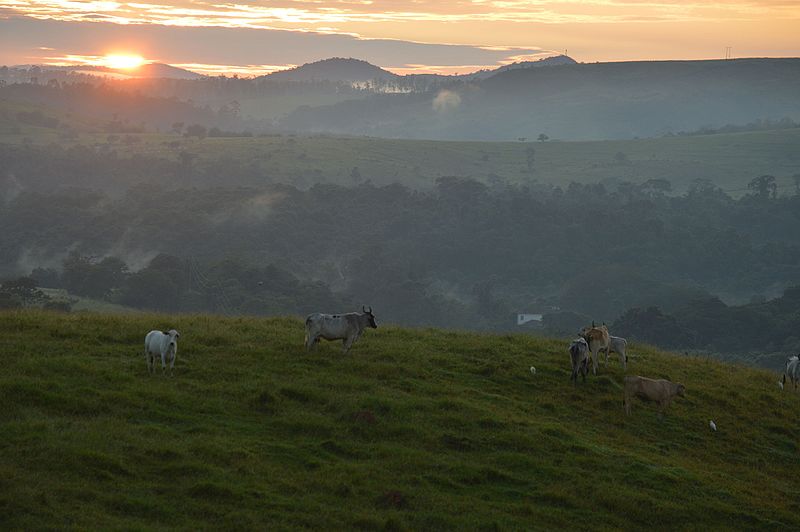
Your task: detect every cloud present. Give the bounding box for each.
[0,17,553,74]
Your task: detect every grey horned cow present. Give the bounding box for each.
[305,306,377,353]
[782,355,800,390]
[568,337,590,384]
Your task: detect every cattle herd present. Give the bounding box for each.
[142,310,800,418]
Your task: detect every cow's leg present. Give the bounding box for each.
[591,346,598,375]
[603,347,609,365]
[342,336,354,354]
[621,347,627,371]
[146,351,153,374]
[624,392,631,415]
[306,335,317,351]
[161,351,167,373]
[304,331,315,351]
[169,349,176,375]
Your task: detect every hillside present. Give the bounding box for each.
[282,58,800,140]
[263,58,399,83]
[2,100,799,194]
[1,310,798,529]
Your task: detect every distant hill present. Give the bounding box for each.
[466,54,578,80]
[263,57,399,83]
[260,55,577,84]
[129,63,204,80]
[282,58,800,140]
[7,63,204,80]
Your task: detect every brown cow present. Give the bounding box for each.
[579,322,610,376]
[623,375,685,416]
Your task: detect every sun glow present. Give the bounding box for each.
[103,54,145,69]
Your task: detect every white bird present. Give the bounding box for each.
[709,420,717,432]
[779,381,784,390]
[529,366,536,375]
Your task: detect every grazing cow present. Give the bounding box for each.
[568,337,590,384]
[305,306,377,353]
[782,355,800,390]
[144,329,180,374]
[623,375,685,416]
[579,322,610,375]
[599,335,628,370]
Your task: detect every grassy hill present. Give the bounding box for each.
[283,58,800,141]
[1,310,798,529]
[2,98,799,194]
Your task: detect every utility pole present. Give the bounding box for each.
[724,46,732,60]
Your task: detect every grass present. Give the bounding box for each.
[2,97,799,193]
[38,288,139,314]
[1,310,798,529]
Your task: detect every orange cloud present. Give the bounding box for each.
[1,0,798,68]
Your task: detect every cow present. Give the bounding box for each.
[305,306,377,353]
[782,355,800,390]
[599,335,628,370]
[568,337,590,384]
[144,329,180,374]
[623,375,685,416]
[579,321,611,375]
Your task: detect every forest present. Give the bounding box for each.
[2,171,800,367]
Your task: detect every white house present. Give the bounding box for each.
[517,313,543,326]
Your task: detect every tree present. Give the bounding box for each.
[747,174,777,199]
[793,173,800,196]
[537,133,549,142]
[639,178,672,197]
[0,277,46,307]
[185,124,207,139]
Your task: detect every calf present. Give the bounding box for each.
[568,337,590,384]
[144,329,180,374]
[305,306,377,353]
[599,335,628,370]
[623,375,685,416]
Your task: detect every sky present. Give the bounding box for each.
[1,0,799,76]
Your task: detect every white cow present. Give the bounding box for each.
[144,329,180,374]
[782,355,800,390]
[599,335,628,370]
[305,306,377,353]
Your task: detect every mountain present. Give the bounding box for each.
[8,63,204,80]
[129,62,204,79]
[263,57,399,83]
[463,54,578,80]
[281,58,800,140]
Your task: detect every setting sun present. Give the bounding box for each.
[103,54,145,70]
